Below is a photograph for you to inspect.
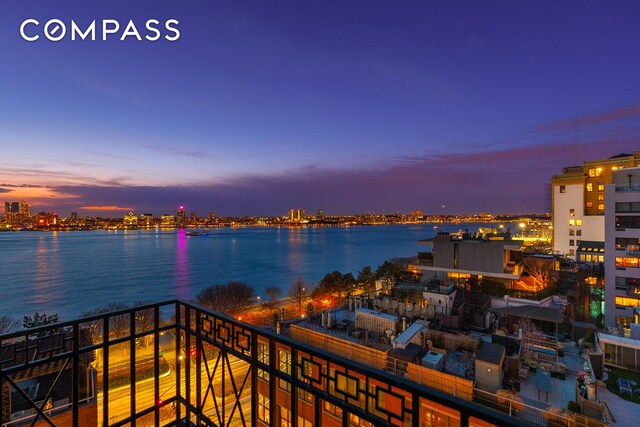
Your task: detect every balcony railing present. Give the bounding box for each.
[616,184,640,192]
[1,300,519,427]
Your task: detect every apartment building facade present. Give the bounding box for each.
[604,166,640,329]
[552,152,640,258]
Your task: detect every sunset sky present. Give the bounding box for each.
[2,1,640,216]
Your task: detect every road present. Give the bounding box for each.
[98,353,251,425]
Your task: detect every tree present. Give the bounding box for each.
[0,315,19,334]
[524,257,557,290]
[23,312,59,329]
[264,286,282,311]
[305,302,315,318]
[134,301,155,348]
[357,266,376,292]
[196,281,256,316]
[289,277,310,316]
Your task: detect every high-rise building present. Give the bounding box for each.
[604,166,640,329]
[176,205,186,228]
[19,201,30,218]
[551,152,640,258]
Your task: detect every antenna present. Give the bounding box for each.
[573,120,578,166]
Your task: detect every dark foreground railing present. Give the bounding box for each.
[1,300,520,427]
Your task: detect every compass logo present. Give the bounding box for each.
[20,19,180,42]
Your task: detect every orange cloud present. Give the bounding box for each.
[81,205,134,211]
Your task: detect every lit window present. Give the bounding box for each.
[598,204,605,211]
[596,167,603,177]
[589,169,596,177]
[598,194,605,201]
[570,208,575,217]
[616,257,639,268]
[598,183,605,192]
[559,185,566,193]
[297,417,313,427]
[280,406,292,427]
[324,401,343,418]
[569,219,575,226]
[278,350,291,392]
[258,393,270,423]
[586,201,593,208]
[586,183,593,192]
[258,341,269,381]
[576,219,582,226]
[569,249,575,256]
[615,296,640,307]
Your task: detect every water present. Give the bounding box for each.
[0,224,482,321]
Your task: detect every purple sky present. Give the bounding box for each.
[1,1,640,216]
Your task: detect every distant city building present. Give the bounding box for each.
[35,212,58,228]
[604,166,640,329]
[287,208,305,221]
[140,213,155,228]
[19,200,30,218]
[4,200,30,226]
[123,212,139,228]
[161,214,176,228]
[551,152,640,258]
[316,209,324,218]
[176,206,186,228]
[209,211,216,220]
[411,210,423,217]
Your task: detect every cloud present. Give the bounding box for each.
[0,188,12,193]
[143,145,214,159]
[80,205,134,212]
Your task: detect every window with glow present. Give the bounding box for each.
[570,208,575,217]
[278,349,291,392]
[598,182,605,191]
[598,204,605,210]
[258,341,269,381]
[586,201,593,208]
[258,393,270,423]
[589,169,596,177]
[576,219,582,226]
[586,183,593,192]
[279,406,291,427]
[569,219,575,226]
[616,257,639,268]
[324,401,343,418]
[598,194,605,201]
[615,296,640,307]
[297,417,313,427]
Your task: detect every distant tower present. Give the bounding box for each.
[19,201,30,219]
[209,211,216,220]
[316,210,324,219]
[176,206,186,228]
[296,209,305,221]
[288,209,295,221]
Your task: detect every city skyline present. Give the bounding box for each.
[2,1,640,216]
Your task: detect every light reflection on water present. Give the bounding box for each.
[0,224,481,321]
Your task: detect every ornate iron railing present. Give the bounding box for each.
[1,300,520,426]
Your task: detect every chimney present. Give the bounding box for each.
[402,317,407,332]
